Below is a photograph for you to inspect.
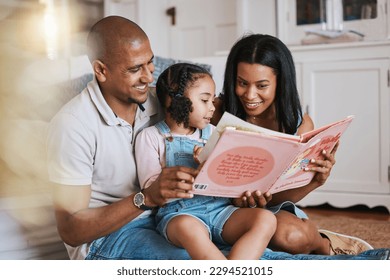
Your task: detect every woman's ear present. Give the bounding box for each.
[92,60,107,83]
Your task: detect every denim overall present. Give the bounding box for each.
[154,121,238,245]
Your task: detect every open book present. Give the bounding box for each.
[193,112,354,198]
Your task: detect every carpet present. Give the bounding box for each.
[308,213,390,249]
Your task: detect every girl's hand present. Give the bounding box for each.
[305,142,339,186]
[193,145,203,164]
[232,190,272,208]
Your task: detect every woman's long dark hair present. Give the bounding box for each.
[156,62,212,128]
[222,34,302,134]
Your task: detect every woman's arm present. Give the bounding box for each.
[297,113,314,134]
[232,113,339,207]
[269,113,339,205]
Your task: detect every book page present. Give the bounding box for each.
[198,112,299,163]
[194,114,354,197]
[193,128,300,198]
[300,115,354,143]
[270,115,354,194]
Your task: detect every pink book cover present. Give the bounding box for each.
[193,114,354,198]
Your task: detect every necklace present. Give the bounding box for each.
[246,115,259,122]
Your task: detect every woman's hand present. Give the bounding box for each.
[305,142,339,187]
[232,190,272,208]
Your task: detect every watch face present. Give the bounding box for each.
[134,192,144,207]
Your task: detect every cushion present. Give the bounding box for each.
[151,56,212,86]
[9,73,93,122]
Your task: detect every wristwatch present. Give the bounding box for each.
[133,191,154,210]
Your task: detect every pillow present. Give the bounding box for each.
[9,74,93,122]
[151,56,212,86]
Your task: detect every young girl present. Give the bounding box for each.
[135,63,276,260]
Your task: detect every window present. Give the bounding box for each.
[296,0,378,26]
[277,0,388,45]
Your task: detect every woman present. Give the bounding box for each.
[212,33,372,255]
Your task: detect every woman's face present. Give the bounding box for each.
[235,62,277,118]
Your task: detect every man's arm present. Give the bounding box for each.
[52,184,144,247]
[52,165,198,247]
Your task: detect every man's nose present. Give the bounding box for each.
[141,65,154,83]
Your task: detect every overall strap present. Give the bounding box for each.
[198,124,211,144]
[155,120,173,139]
[156,120,209,144]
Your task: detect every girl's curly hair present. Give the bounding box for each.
[156,62,212,127]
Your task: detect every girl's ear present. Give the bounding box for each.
[92,60,107,83]
[165,94,173,109]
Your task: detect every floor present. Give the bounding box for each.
[301,204,390,221]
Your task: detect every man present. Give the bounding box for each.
[47,16,389,260]
[47,16,194,259]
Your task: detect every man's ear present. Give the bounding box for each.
[92,60,107,83]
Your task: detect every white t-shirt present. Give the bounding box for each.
[47,78,164,259]
[135,124,215,191]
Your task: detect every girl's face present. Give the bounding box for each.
[235,62,277,118]
[187,75,216,129]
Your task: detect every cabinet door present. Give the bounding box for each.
[302,59,390,194]
[168,0,237,59]
[104,0,139,21]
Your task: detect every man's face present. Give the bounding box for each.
[102,39,155,106]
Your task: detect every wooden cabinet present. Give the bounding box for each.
[291,41,390,211]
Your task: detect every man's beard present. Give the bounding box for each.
[127,97,139,104]
[128,97,146,111]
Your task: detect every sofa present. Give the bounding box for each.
[0,54,222,259]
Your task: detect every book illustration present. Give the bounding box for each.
[281,132,342,180]
[281,147,312,179]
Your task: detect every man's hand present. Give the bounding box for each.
[143,166,198,207]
